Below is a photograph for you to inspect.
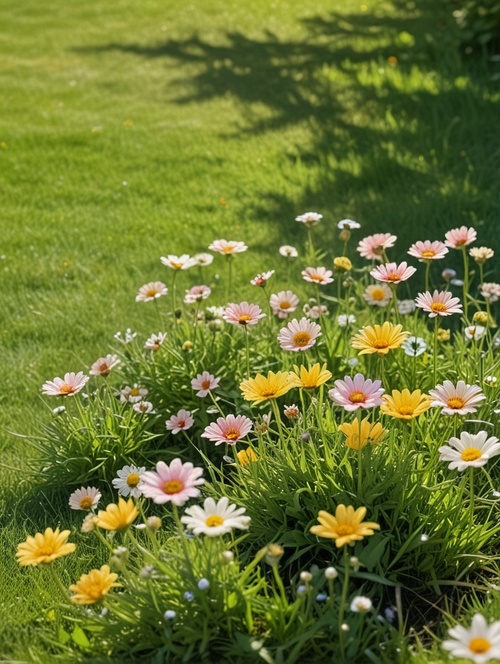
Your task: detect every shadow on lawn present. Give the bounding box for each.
[76,2,500,264]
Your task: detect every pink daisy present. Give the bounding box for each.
[89,354,120,377]
[184,285,211,304]
[191,371,221,397]
[139,459,204,506]
[209,239,248,255]
[135,281,168,303]
[301,267,334,285]
[444,226,477,249]
[42,372,89,397]
[251,270,275,287]
[277,317,322,352]
[166,409,194,434]
[357,233,397,261]
[223,302,266,326]
[370,261,416,284]
[429,380,485,416]
[407,240,449,261]
[415,290,463,317]
[269,290,300,318]
[328,374,385,411]
[201,414,253,446]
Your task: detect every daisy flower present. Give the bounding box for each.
[301,266,334,285]
[337,314,356,327]
[144,332,167,351]
[333,257,352,272]
[94,498,138,531]
[42,372,89,397]
[357,233,397,261]
[439,431,500,472]
[279,245,298,257]
[465,325,487,341]
[407,240,448,261]
[429,380,485,416]
[208,239,248,255]
[289,363,332,389]
[303,303,328,318]
[295,211,323,226]
[370,261,417,284]
[191,371,221,397]
[240,370,294,404]
[443,614,500,663]
[160,254,197,270]
[120,384,148,403]
[470,247,494,264]
[270,290,300,318]
[135,281,168,302]
[70,565,120,605]
[310,505,380,548]
[166,409,194,434]
[181,496,251,536]
[380,389,432,420]
[201,414,253,446]
[193,252,214,266]
[184,285,211,304]
[444,226,477,248]
[112,465,146,497]
[251,270,275,287]
[338,419,387,450]
[69,487,101,511]
[415,290,463,317]
[89,355,120,377]
[17,528,76,567]
[402,336,427,357]
[352,322,409,356]
[237,447,258,465]
[139,458,204,506]
[133,401,156,414]
[398,299,416,315]
[350,597,373,613]
[329,374,384,411]
[338,219,361,230]
[278,317,322,352]
[223,302,266,326]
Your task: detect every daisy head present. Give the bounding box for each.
[181,496,251,536]
[193,252,214,266]
[329,374,384,411]
[380,389,432,420]
[160,254,197,270]
[278,317,322,352]
[133,401,156,414]
[270,290,300,318]
[415,290,463,317]
[184,285,211,304]
[279,245,298,258]
[444,226,477,249]
[89,355,120,377]
[166,409,194,434]
[310,505,380,548]
[402,336,427,357]
[120,384,148,403]
[470,247,494,265]
[352,322,409,357]
[289,363,332,389]
[301,266,334,285]
[136,281,168,303]
[337,314,356,328]
[407,240,448,261]
[240,371,294,404]
[69,487,101,511]
[42,372,89,397]
[295,211,323,226]
[439,431,500,472]
[370,261,416,284]
[144,332,167,351]
[223,302,266,327]
[443,613,500,664]
[465,325,487,341]
[429,380,485,416]
[112,465,146,498]
[191,371,221,397]
[338,419,387,450]
[251,270,275,287]
[303,303,328,319]
[208,239,248,255]
[201,414,253,446]
[357,233,397,261]
[139,458,204,506]
[338,219,361,230]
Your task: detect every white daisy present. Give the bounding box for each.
[69,486,101,511]
[180,496,251,536]
[120,384,148,403]
[443,614,500,663]
[279,245,298,258]
[135,281,168,302]
[350,596,373,613]
[193,252,214,266]
[89,354,120,377]
[338,219,361,230]
[438,431,500,472]
[465,325,487,341]
[133,401,156,414]
[42,372,89,397]
[295,211,323,226]
[144,332,167,351]
[337,314,356,327]
[112,465,146,498]
[402,336,427,357]
[398,299,416,315]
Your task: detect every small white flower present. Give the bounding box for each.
[295,211,323,226]
[279,245,298,258]
[337,314,356,328]
[181,496,251,536]
[420,534,429,542]
[438,431,500,472]
[160,254,197,270]
[114,328,137,345]
[90,354,120,377]
[347,358,359,367]
[325,566,338,580]
[81,513,96,533]
[193,252,214,266]
[135,281,168,303]
[350,596,373,613]
[402,336,427,357]
[69,487,101,511]
[144,332,167,351]
[465,325,487,341]
[398,299,416,315]
[120,384,148,403]
[443,614,500,663]
[52,406,66,416]
[300,571,313,583]
[133,401,156,414]
[338,218,361,230]
[112,465,146,497]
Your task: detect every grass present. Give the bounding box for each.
[1,0,499,659]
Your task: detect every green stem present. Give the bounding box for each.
[226,256,233,304]
[433,316,438,386]
[462,245,469,322]
[48,563,69,601]
[339,546,351,661]
[244,327,250,379]
[424,260,431,294]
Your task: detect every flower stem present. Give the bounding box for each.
[48,563,69,601]
[338,546,351,661]
[433,316,438,386]
[462,245,469,322]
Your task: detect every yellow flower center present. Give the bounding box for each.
[205,515,224,527]
[372,340,389,349]
[386,274,400,281]
[163,480,184,494]
[469,637,491,654]
[371,288,385,301]
[87,581,104,599]
[293,332,312,347]
[127,473,140,487]
[447,397,465,410]
[37,545,55,556]
[455,239,467,246]
[336,524,354,535]
[201,380,211,390]
[421,250,435,257]
[309,274,325,282]
[145,289,158,298]
[260,388,277,397]
[171,262,183,269]
[80,496,93,509]
[130,388,140,397]
[222,246,234,253]
[59,384,76,395]
[461,447,482,462]
[280,301,291,309]
[397,406,414,416]
[225,428,241,440]
[238,314,252,324]
[430,302,447,313]
[349,392,366,403]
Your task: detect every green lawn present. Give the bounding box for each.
[1,0,499,659]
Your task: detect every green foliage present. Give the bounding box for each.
[449,0,500,49]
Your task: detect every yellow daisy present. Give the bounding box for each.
[240,370,294,404]
[381,389,432,420]
[310,505,380,548]
[338,418,387,450]
[237,447,258,466]
[70,565,120,604]
[94,497,139,531]
[289,363,332,389]
[352,322,409,357]
[16,527,76,567]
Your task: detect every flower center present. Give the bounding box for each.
[455,239,467,246]
[349,392,366,403]
[145,289,158,298]
[421,250,435,257]
[280,301,291,309]
[127,473,140,487]
[222,246,234,253]
[336,524,354,535]
[468,637,491,654]
[293,332,312,347]
[461,447,482,462]
[38,545,55,556]
[163,480,184,494]
[372,340,389,349]
[80,496,93,509]
[398,406,414,416]
[310,274,324,282]
[177,420,186,428]
[87,582,104,599]
[371,289,385,300]
[171,262,182,269]
[225,428,241,440]
[201,380,211,390]
[130,388,140,397]
[138,403,148,412]
[260,388,277,397]
[205,515,224,527]
[447,397,465,410]
[238,314,252,324]
[59,384,75,395]
[386,274,400,282]
[430,302,447,313]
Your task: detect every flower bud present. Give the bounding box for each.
[325,566,338,580]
